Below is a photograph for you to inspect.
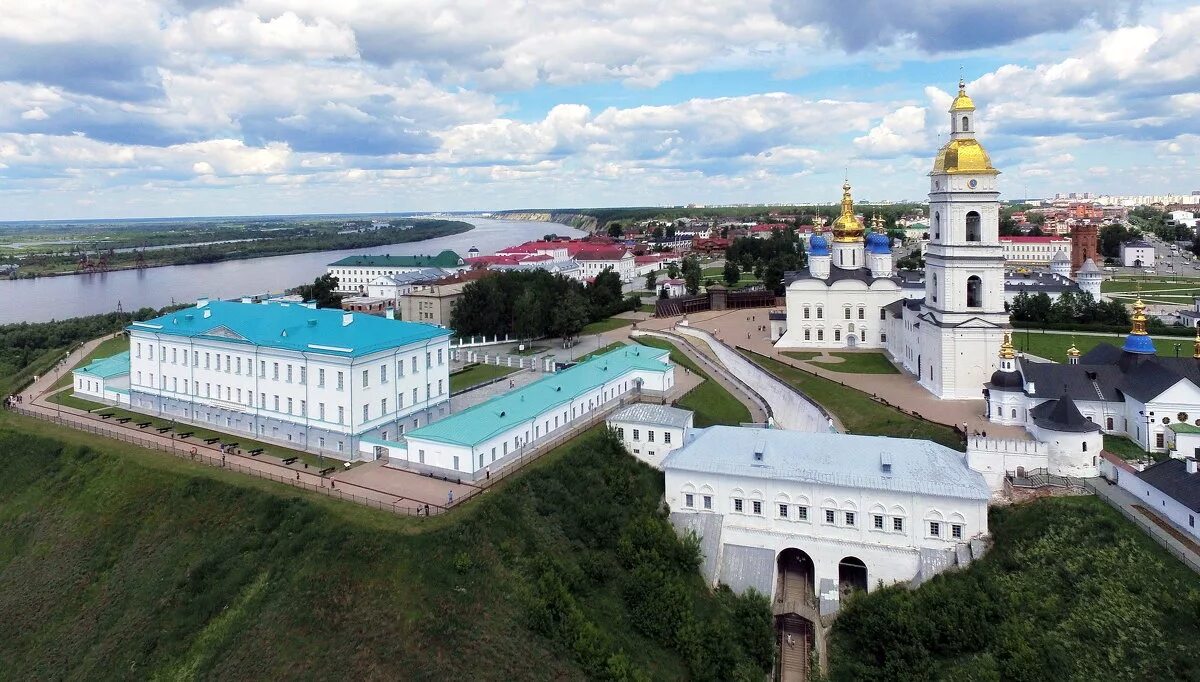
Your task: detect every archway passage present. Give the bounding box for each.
[838,556,868,596]
[776,548,815,607]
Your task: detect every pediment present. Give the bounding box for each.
[202,325,248,341]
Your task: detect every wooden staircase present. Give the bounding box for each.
[775,564,816,681]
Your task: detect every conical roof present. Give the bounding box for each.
[1031,392,1100,433]
[1077,258,1101,274]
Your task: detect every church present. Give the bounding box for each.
[776,80,1016,399]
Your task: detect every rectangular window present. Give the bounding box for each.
[260,392,266,408]
[273,362,279,380]
[172,348,177,363]
[362,370,369,388]
[685,493,695,508]
[300,399,306,416]
[413,387,418,404]
[286,365,293,383]
[136,343,142,358]
[825,509,835,524]
[633,429,640,441]
[951,524,963,539]
[797,506,808,521]
[363,404,369,422]
[893,517,904,532]
[664,432,671,444]
[149,346,154,360]
[225,355,231,373]
[834,329,842,342]
[803,308,810,319]
[235,356,241,374]
[845,511,855,526]
[648,430,655,443]
[752,500,762,515]
[338,406,345,424]
[382,398,388,414]
[411,356,417,374]
[300,366,306,385]
[816,308,823,319]
[426,352,431,368]
[873,514,884,529]
[438,379,443,395]
[817,329,824,341]
[858,308,864,320]
[398,393,404,409]
[845,308,851,319]
[929,521,941,537]
[260,360,266,377]
[733,498,743,513]
[779,504,788,518]
[287,397,293,414]
[437,348,444,364]
[804,329,811,341]
[273,395,280,411]
[381,363,388,384]
[319,403,325,420]
[880,308,887,321]
[703,495,712,510]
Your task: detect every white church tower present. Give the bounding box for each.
[916,79,1010,399]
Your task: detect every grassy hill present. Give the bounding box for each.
[0,426,771,680]
[828,496,1200,681]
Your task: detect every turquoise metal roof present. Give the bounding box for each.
[128,300,449,357]
[407,345,672,448]
[328,251,463,268]
[74,351,130,379]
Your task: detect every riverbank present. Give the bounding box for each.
[4,219,473,279]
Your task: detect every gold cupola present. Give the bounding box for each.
[1193,326,1200,359]
[931,78,998,176]
[831,180,864,243]
[999,332,1016,360]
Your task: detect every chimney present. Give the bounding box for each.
[1188,458,1198,475]
[753,440,765,461]
[343,312,353,326]
[203,309,211,319]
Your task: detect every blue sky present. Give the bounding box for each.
[0,0,1197,220]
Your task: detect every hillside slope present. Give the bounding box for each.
[0,427,770,681]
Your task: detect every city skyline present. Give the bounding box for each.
[1,0,1197,220]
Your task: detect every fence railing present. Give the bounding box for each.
[11,406,441,517]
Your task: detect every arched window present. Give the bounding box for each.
[934,212,941,240]
[966,211,981,242]
[967,275,982,308]
[961,115,969,132]
[931,273,938,303]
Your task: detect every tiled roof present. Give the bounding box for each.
[574,247,630,261]
[1138,458,1200,513]
[74,351,130,379]
[608,403,694,429]
[1029,394,1101,433]
[328,250,463,268]
[662,426,989,501]
[129,300,449,358]
[405,345,673,447]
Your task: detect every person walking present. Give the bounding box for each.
[447,489,454,505]
[486,466,491,481]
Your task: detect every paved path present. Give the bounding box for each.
[450,367,541,411]
[1086,477,1200,574]
[631,328,769,424]
[634,309,1029,440]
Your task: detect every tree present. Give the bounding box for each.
[763,257,787,295]
[587,269,625,318]
[666,261,680,279]
[607,223,624,238]
[645,271,657,291]
[652,226,665,241]
[292,273,343,309]
[1100,224,1136,258]
[512,290,542,339]
[723,260,740,286]
[550,288,590,343]
[684,266,701,295]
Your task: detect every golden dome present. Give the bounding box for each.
[1193,326,1200,359]
[950,78,975,111]
[832,180,864,243]
[1130,297,1148,336]
[931,138,998,175]
[999,332,1015,360]
[1066,343,1080,358]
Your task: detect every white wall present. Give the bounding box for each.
[608,419,688,469]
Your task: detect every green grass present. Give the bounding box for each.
[51,335,128,390]
[44,392,335,470]
[449,363,519,392]
[782,350,821,361]
[578,341,627,361]
[829,496,1200,681]
[634,337,753,427]
[580,316,636,335]
[0,426,771,680]
[811,351,900,375]
[1104,434,1163,462]
[638,303,657,313]
[739,349,962,450]
[511,344,547,356]
[1012,332,1182,362]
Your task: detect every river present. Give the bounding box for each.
[0,217,583,324]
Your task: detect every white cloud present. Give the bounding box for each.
[165,9,358,60]
[854,105,927,156]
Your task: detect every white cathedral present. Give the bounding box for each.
[776,79,1008,399]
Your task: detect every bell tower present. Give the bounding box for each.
[917,78,1010,399]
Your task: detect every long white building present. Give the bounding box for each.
[663,427,990,610]
[117,298,452,459]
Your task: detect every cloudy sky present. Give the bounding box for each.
[1,0,1197,220]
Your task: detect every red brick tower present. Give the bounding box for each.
[1070,224,1099,275]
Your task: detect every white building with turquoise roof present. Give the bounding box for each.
[83,298,454,459]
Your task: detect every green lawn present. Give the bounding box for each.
[51,334,128,390]
[1012,332,1182,362]
[811,351,900,375]
[782,350,821,361]
[829,496,1200,680]
[44,391,334,470]
[0,425,771,680]
[512,344,547,356]
[449,363,519,392]
[739,349,962,450]
[580,316,636,335]
[1104,434,1164,462]
[638,303,657,313]
[578,341,627,361]
[634,337,753,427]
